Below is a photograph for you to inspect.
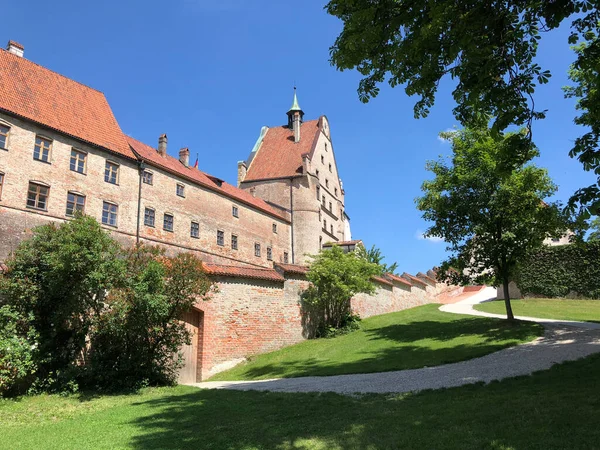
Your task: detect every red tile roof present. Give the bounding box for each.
[127,136,289,222]
[0,48,134,159]
[322,240,363,247]
[384,273,412,288]
[203,263,284,282]
[371,275,394,287]
[274,263,309,275]
[402,273,428,288]
[416,272,437,286]
[243,120,322,181]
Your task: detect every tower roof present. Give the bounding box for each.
[287,87,303,114]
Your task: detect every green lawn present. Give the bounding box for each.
[2,353,600,449]
[210,304,543,381]
[475,298,600,322]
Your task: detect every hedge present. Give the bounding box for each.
[515,241,600,299]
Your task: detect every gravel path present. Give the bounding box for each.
[192,289,600,395]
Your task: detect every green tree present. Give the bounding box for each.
[87,246,214,390]
[356,244,399,275]
[326,0,600,214]
[416,126,568,320]
[0,215,124,391]
[303,245,380,333]
[588,217,600,241]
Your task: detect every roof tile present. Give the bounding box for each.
[274,263,309,275]
[203,263,284,282]
[0,49,134,159]
[244,120,321,181]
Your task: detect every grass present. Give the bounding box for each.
[474,298,600,322]
[2,353,600,449]
[209,304,543,381]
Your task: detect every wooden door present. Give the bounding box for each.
[178,310,200,384]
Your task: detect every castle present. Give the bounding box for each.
[0,41,443,381]
[0,40,350,267]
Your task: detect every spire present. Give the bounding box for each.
[286,87,304,132]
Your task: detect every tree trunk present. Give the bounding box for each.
[502,273,515,321]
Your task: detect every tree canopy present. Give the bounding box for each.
[416,126,568,319]
[327,0,600,215]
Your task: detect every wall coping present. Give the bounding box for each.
[203,263,285,282]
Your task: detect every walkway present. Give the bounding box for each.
[193,289,600,395]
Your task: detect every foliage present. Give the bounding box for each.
[0,306,38,397]
[303,245,379,332]
[416,126,568,319]
[588,217,600,241]
[326,0,600,213]
[513,241,600,299]
[0,215,124,393]
[86,247,214,390]
[356,244,399,275]
[318,313,361,338]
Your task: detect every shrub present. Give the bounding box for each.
[85,247,214,390]
[0,306,38,397]
[516,241,600,298]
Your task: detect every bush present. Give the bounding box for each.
[317,313,362,338]
[516,241,600,298]
[0,306,38,397]
[84,247,214,391]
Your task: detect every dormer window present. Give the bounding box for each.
[0,124,10,150]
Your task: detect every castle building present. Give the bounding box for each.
[0,41,349,267]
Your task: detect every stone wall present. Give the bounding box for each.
[196,268,439,379]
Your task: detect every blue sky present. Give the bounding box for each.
[3,1,596,273]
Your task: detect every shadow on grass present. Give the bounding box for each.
[127,353,600,449]
[222,318,542,380]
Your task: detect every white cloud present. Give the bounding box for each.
[416,230,444,243]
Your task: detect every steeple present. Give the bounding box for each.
[286,87,304,143]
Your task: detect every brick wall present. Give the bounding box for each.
[195,270,439,379]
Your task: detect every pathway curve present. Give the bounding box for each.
[192,289,600,395]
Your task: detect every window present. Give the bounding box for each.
[319,236,323,248]
[254,243,261,257]
[26,182,49,210]
[335,187,338,197]
[316,169,319,178]
[329,201,332,211]
[163,213,174,232]
[33,136,52,163]
[144,207,155,227]
[316,186,320,200]
[267,247,273,261]
[102,201,118,227]
[283,252,289,264]
[0,124,9,149]
[272,223,277,234]
[104,161,119,184]
[325,143,328,152]
[330,224,334,234]
[329,163,332,172]
[324,219,327,229]
[142,170,153,185]
[321,155,324,164]
[325,179,329,188]
[176,183,185,197]
[232,205,239,217]
[191,221,199,238]
[69,149,87,174]
[231,234,238,250]
[217,230,224,246]
[0,172,4,200]
[65,192,85,216]
[322,195,326,206]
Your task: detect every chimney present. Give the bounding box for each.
[179,148,190,167]
[158,134,167,157]
[293,112,301,143]
[237,161,247,187]
[6,41,24,57]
